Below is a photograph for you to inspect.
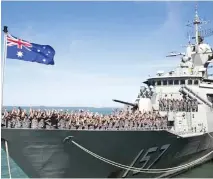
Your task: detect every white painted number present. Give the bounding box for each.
[132,147,158,175]
[122,144,170,178]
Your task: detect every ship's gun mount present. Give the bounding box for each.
[112,99,138,111]
[113,98,153,112]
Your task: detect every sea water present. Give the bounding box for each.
[1,107,213,178]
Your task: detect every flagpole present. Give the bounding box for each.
[1,26,12,179]
[1,26,8,110]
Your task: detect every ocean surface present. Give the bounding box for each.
[1,107,213,178]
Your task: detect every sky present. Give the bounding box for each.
[1,1,213,107]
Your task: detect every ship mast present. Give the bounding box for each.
[193,5,200,45]
[186,4,211,45]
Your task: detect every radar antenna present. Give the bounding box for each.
[166,51,185,58]
[186,4,213,45]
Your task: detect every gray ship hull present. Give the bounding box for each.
[1,128,213,178]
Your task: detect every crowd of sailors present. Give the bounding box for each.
[1,108,168,130]
[159,98,198,112]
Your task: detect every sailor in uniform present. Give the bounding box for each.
[191,100,194,112]
[15,117,22,128]
[45,118,52,129]
[58,117,66,129]
[70,123,76,130]
[38,118,45,129]
[11,118,17,128]
[183,99,187,112]
[196,100,199,111]
[22,116,31,128]
[7,118,12,128]
[1,113,6,127]
[89,124,94,130]
[66,119,71,129]
[31,117,39,129]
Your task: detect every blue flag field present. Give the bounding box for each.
[6,33,55,65]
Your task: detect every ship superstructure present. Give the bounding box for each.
[117,7,213,137]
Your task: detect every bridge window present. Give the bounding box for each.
[174,80,179,85]
[168,80,173,85]
[157,81,161,86]
[194,80,199,85]
[188,80,192,85]
[180,80,185,85]
[163,80,167,85]
[152,81,155,86]
[150,81,155,86]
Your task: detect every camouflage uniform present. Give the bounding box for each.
[7,119,12,128]
[108,121,113,129]
[159,99,162,111]
[31,118,38,129]
[65,120,70,129]
[22,117,31,128]
[195,100,198,111]
[58,118,66,129]
[45,118,52,129]
[183,101,187,111]
[1,116,6,127]
[38,118,45,129]
[11,118,17,128]
[51,118,58,129]
[89,125,94,130]
[15,118,22,128]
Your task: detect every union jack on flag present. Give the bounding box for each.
[6,33,55,65]
[7,33,32,51]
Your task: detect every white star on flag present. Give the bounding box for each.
[43,59,46,62]
[17,51,24,58]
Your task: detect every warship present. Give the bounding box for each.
[1,7,213,178]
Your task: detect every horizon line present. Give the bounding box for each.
[3,105,122,109]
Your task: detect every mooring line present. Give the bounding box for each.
[68,138,213,174]
[5,140,12,179]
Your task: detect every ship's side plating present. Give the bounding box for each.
[1,129,213,178]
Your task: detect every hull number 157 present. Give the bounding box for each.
[122,144,170,178]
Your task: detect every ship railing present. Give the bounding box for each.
[76,126,172,131]
[1,126,173,131]
[168,130,205,136]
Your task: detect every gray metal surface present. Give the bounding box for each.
[1,129,213,178]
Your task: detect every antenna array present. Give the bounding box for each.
[186,5,212,44]
[187,28,213,39]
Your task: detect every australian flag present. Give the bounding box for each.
[6,33,55,65]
